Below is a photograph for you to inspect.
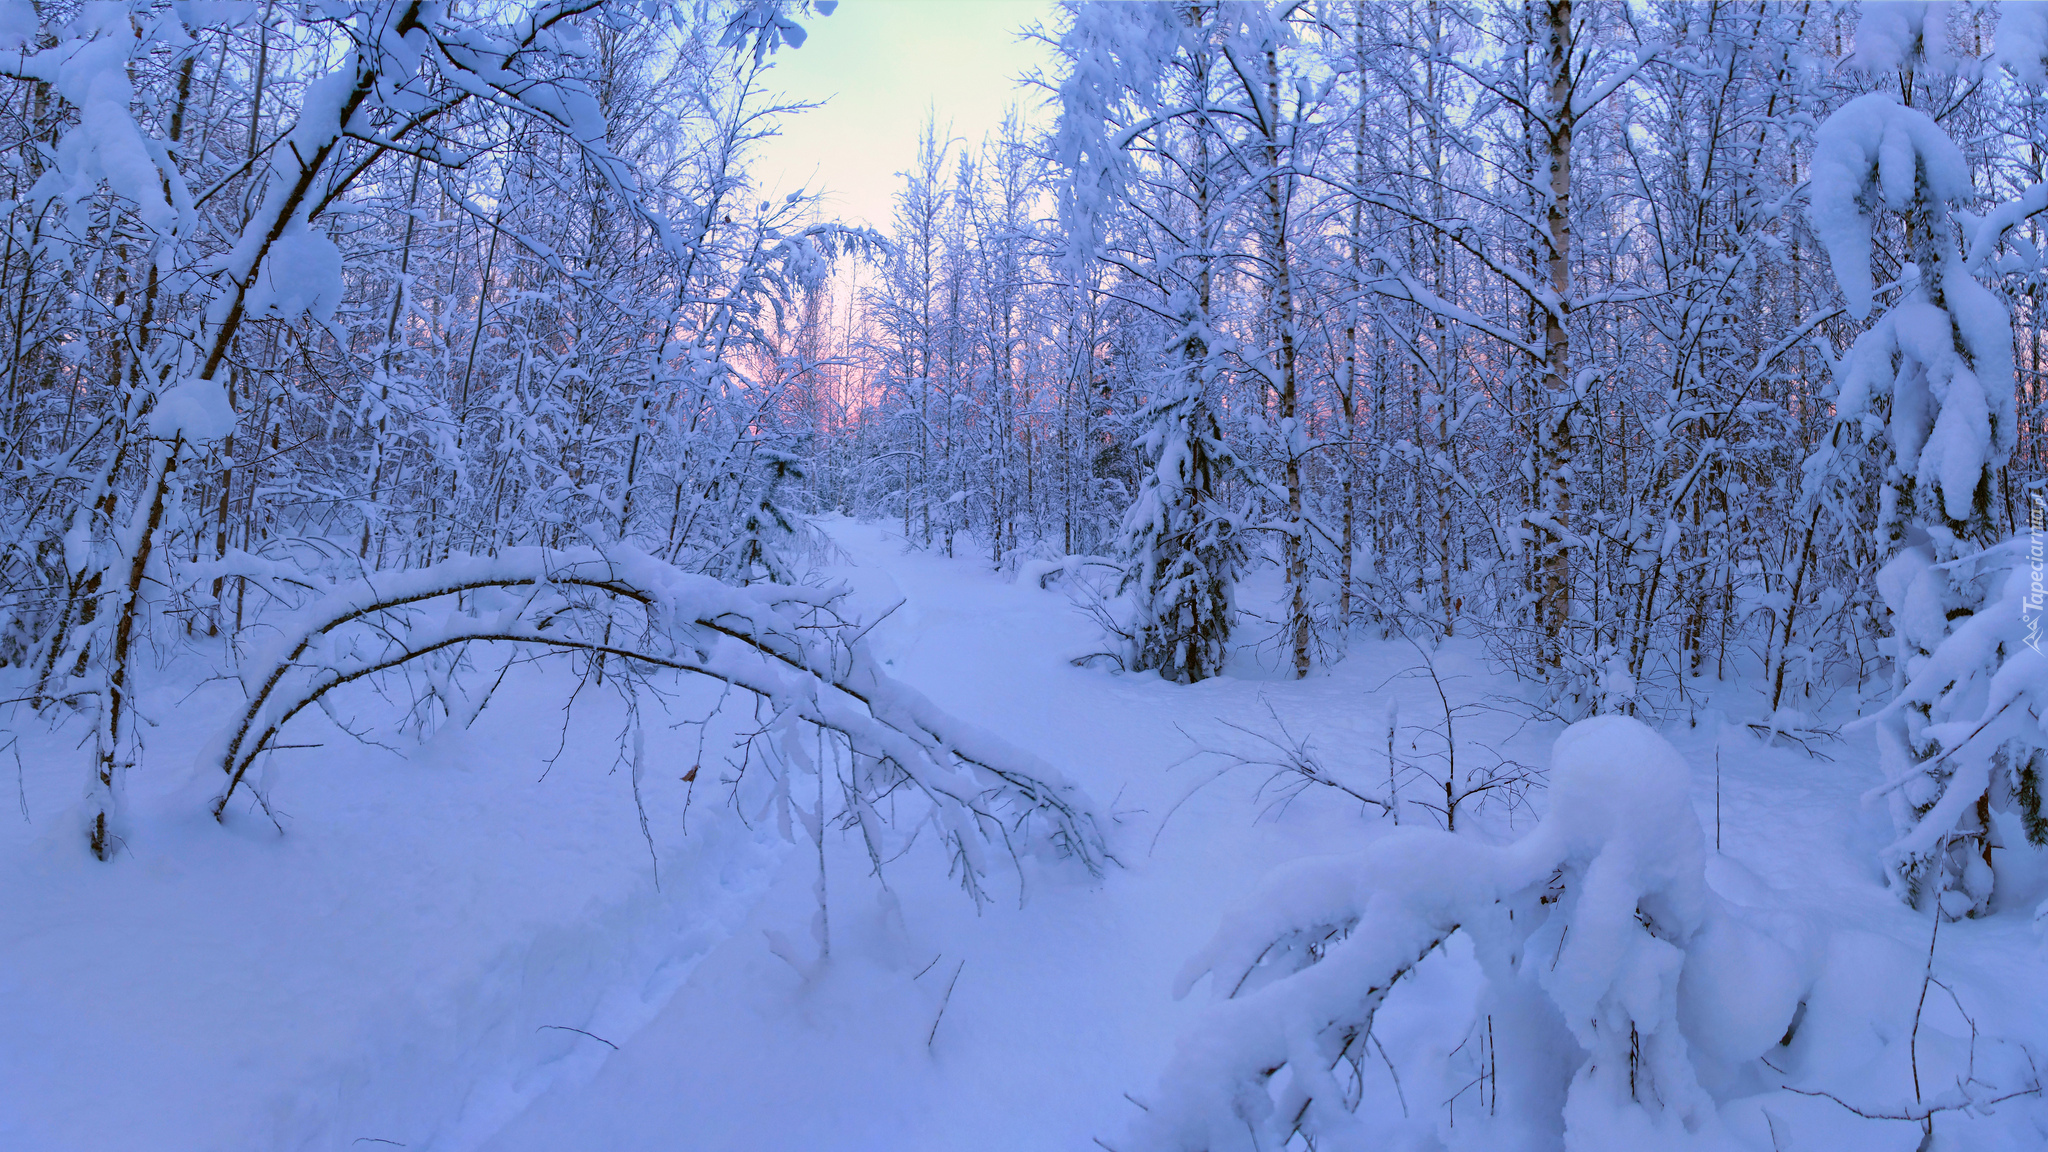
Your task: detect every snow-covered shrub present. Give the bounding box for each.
[1808,92,2019,914]
[1127,716,1803,1150]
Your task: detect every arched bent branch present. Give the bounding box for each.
[217,629,1029,840]
[207,548,1104,885]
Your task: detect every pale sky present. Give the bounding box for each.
[751,0,1059,230]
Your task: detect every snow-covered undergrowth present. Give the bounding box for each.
[1129,716,1803,1150]
[193,544,1103,898]
[9,520,2048,1151]
[1,527,1101,1151]
[1126,712,2043,1150]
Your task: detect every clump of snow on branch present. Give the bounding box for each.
[1994,0,2048,87]
[1849,2,1957,80]
[245,228,345,326]
[1807,93,1973,324]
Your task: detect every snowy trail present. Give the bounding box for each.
[472,520,1546,1150]
[472,520,1301,1149]
[0,655,780,1152]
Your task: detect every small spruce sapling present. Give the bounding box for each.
[1115,295,1246,684]
[738,447,806,585]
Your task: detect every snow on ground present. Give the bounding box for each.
[6,515,2048,1150]
[0,645,780,1151]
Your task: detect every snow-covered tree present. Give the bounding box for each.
[1119,302,1246,683]
[1809,85,2018,913]
[1057,1,1252,682]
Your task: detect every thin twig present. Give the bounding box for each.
[928,959,966,1048]
[537,1024,618,1050]
[7,734,24,821]
[1912,905,1941,1105]
[1373,1033,1408,1118]
[1778,1081,2041,1122]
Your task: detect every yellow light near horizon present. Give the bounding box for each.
[752,1,1056,231]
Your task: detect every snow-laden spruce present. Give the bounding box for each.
[1125,717,1802,1151]
[1057,2,1249,683]
[1808,91,2020,915]
[1115,301,1246,684]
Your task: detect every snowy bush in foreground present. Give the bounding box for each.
[1127,716,1802,1151]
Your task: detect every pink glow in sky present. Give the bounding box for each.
[752,0,1057,229]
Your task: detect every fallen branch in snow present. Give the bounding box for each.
[1019,554,1122,591]
[1744,719,1841,761]
[1778,1080,2042,1125]
[1149,698,1399,855]
[1218,701,1392,818]
[1780,920,2042,1139]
